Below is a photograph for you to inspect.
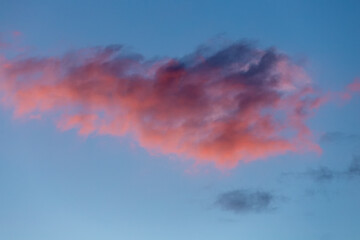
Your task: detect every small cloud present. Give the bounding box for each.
[12,31,22,37]
[344,156,360,177]
[215,189,276,214]
[295,156,360,182]
[320,132,360,143]
[305,167,336,182]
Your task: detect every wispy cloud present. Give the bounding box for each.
[306,166,336,182]
[320,132,360,144]
[341,78,360,100]
[301,156,360,182]
[346,156,360,177]
[215,189,276,213]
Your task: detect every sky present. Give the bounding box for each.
[0,0,360,239]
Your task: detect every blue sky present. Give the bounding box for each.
[1,0,360,239]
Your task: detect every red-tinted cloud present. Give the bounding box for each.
[0,43,323,167]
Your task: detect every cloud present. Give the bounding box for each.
[305,166,335,182]
[0,41,325,167]
[341,78,360,100]
[299,156,360,182]
[215,189,275,213]
[320,132,360,144]
[345,156,360,177]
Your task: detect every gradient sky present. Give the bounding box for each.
[1,1,360,239]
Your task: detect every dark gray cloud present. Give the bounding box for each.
[320,132,360,144]
[305,167,336,182]
[302,156,360,182]
[215,190,275,213]
[345,156,360,177]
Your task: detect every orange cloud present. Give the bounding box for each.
[0,43,324,167]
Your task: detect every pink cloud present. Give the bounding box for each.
[347,78,360,93]
[333,78,360,101]
[0,43,324,168]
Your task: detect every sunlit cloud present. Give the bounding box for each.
[0,41,329,167]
